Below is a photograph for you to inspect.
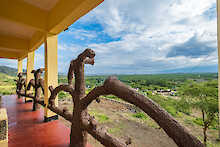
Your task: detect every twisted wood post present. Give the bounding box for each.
[50,49,97,147]
[27,68,45,111]
[15,72,26,98]
[48,49,204,147]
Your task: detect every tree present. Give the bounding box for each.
[180,80,218,146]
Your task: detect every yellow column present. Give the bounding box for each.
[217,0,220,139]
[17,58,23,74]
[44,34,58,122]
[26,51,35,103]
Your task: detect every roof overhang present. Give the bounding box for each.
[0,0,103,59]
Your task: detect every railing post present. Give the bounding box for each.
[44,34,58,122]
[26,51,35,103]
[17,58,23,74]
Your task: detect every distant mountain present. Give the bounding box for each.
[0,66,65,77]
[160,65,218,74]
[0,66,17,76]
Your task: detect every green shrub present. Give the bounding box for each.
[0,86,16,95]
[176,97,191,115]
[96,114,109,123]
[165,105,177,116]
[184,118,194,126]
[132,112,147,120]
[89,110,110,123]
[149,95,178,116]
[58,91,71,99]
[193,118,203,126]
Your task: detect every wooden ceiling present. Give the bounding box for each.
[0,0,103,59]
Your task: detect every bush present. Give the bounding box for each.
[176,97,191,115]
[165,105,177,116]
[149,95,178,116]
[193,118,203,126]
[89,110,110,123]
[0,86,16,95]
[58,91,71,99]
[132,112,147,120]
[96,114,109,123]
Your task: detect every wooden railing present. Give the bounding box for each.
[14,72,26,99]
[15,49,204,147]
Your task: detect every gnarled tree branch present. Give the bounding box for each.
[15,72,26,98]
[67,48,95,85]
[26,68,45,111]
[46,49,203,147]
[82,116,127,147]
[102,76,204,147]
[80,86,109,109]
[48,84,75,121]
[27,79,35,90]
[49,84,75,106]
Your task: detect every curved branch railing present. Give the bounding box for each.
[15,72,26,98]
[48,49,204,147]
[17,69,45,111]
[15,49,204,147]
[28,68,45,111]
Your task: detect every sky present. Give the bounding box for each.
[0,0,218,75]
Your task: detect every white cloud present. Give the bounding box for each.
[169,0,215,20]
[0,0,217,74]
[77,0,218,74]
[66,29,97,40]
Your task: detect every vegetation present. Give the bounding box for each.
[0,66,18,76]
[89,110,110,123]
[0,66,22,95]
[0,73,16,95]
[132,112,148,120]
[179,80,218,146]
[148,94,178,116]
[0,68,219,146]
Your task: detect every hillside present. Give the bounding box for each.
[0,72,16,95]
[0,66,17,76]
[0,67,219,146]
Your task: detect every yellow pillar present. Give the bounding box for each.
[217,0,220,139]
[44,34,58,122]
[17,58,23,74]
[26,51,35,103]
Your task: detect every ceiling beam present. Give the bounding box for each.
[0,0,104,60]
[48,0,104,34]
[29,31,45,51]
[18,53,28,61]
[0,34,29,51]
[0,50,23,59]
[0,0,48,32]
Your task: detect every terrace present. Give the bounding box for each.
[0,0,219,147]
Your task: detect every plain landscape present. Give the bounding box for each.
[0,66,219,147]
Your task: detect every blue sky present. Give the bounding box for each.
[0,0,218,75]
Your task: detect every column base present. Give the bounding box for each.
[44,115,58,122]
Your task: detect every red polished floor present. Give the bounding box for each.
[1,95,92,147]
